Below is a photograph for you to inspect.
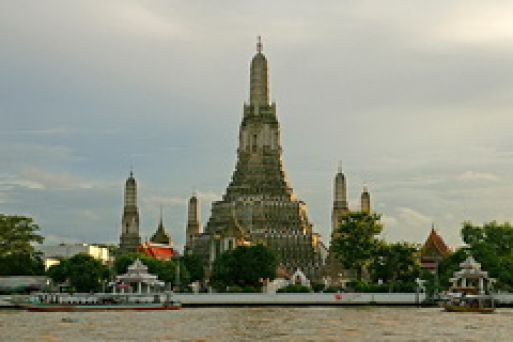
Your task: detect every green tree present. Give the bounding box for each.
[0,253,45,276]
[183,254,205,282]
[0,215,45,276]
[0,214,44,257]
[435,247,468,290]
[460,221,513,290]
[211,244,277,290]
[369,241,421,291]
[331,212,383,280]
[47,253,110,293]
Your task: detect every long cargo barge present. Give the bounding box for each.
[21,302,180,312]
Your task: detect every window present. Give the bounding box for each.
[252,134,257,152]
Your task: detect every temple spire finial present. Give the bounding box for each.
[159,204,163,225]
[257,35,262,53]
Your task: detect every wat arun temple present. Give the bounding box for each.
[120,38,373,282]
[188,38,326,279]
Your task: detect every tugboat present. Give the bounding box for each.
[441,255,496,313]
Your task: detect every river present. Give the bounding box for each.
[1,307,512,341]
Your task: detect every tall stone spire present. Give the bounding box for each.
[226,36,291,201]
[332,164,349,234]
[250,36,269,107]
[193,38,323,279]
[185,194,201,252]
[361,184,371,214]
[120,170,141,252]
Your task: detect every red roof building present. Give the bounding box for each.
[420,225,452,272]
[138,242,178,261]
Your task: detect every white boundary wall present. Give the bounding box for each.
[173,293,426,305]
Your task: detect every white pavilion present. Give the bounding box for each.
[450,255,496,295]
[111,259,165,294]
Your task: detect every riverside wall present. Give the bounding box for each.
[5,293,513,307]
[172,293,427,306]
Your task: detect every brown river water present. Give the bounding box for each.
[1,307,512,341]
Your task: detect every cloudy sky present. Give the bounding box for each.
[1,1,513,250]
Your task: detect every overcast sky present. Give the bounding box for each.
[1,1,513,250]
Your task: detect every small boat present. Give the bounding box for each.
[20,292,181,312]
[442,290,495,314]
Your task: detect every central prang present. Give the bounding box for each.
[188,38,325,280]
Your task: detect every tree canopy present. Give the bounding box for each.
[0,214,44,257]
[0,214,45,276]
[331,212,383,280]
[0,252,45,276]
[211,244,277,290]
[369,241,421,291]
[461,221,513,290]
[47,253,110,293]
[182,254,205,282]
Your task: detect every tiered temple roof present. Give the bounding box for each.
[421,226,451,257]
[420,226,451,271]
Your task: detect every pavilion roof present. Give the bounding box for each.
[115,258,160,283]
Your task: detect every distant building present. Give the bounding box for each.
[140,211,178,261]
[331,165,349,235]
[420,225,452,272]
[185,194,201,254]
[324,168,373,285]
[360,185,371,214]
[119,171,141,253]
[150,208,173,246]
[36,243,110,269]
[138,242,177,261]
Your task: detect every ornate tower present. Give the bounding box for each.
[119,171,141,252]
[331,164,349,234]
[193,37,323,278]
[185,194,201,252]
[361,185,371,214]
[151,207,172,245]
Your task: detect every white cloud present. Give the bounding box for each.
[0,174,44,190]
[433,5,513,45]
[104,2,186,38]
[78,210,102,222]
[397,207,432,227]
[0,126,73,136]
[143,195,186,208]
[196,191,222,204]
[41,234,81,246]
[0,144,84,171]
[457,171,499,182]
[20,168,94,190]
